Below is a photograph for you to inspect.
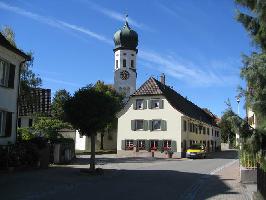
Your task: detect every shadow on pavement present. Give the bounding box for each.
[0,165,241,200]
[72,156,180,165]
[206,150,238,159]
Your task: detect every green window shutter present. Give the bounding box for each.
[171,140,177,152]
[133,101,137,110]
[149,120,153,131]
[159,99,164,109]
[5,112,12,137]
[143,100,147,109]
[8,64,16,88]
[144,120,148,131]
[158,140,163,152]
[131,120,135,131]
[121,140,126,150]
[148,100,151,109]
[145,140,150,151]
[161,120,167,131]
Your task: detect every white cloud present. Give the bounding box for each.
[139,50,239,87]
[42,77,82,87]
[81,0,153,31]
[0,1,112,44]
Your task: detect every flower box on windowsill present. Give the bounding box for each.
[126,146,134,151]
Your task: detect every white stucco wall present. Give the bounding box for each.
[114,49,136,96]
[117,95,183,153]
[0,45,25,145]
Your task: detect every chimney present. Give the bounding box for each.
[160,73,165,85]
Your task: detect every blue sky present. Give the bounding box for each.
[0,0,254,117]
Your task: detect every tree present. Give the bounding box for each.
[51,89,71,121]
[1,25,16,47]
[236,0,266,150]
[94,81,123,150]
[64,83,122,170]
[235,0,266,51]
[33,117,70,139]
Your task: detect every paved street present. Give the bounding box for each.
[0,150,249,200]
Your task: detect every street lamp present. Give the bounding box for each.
[236,96,241,147]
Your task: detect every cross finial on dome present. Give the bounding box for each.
[124,13,129,27]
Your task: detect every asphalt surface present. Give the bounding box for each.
[0,150,239,200]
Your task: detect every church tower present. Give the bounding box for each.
[113,17,138,97]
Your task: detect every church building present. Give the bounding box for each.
[75,18,221,156]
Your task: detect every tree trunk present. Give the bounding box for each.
[100,132,104,150]
[90,134,96,170]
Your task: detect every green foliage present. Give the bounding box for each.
[33,117,70,139]
[235,0,266,51]
[1,25,16,47]
[51,89,71,120]
[18,128,34,141]
[64,82,123,137]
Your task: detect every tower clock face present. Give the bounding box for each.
[120,70,130,80]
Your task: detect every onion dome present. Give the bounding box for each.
[113,20,138,52]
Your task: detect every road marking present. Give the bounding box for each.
[209,159,238,175]
[179,159,239,200]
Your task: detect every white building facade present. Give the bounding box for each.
[0,33,30,145]
[117,77,221,158]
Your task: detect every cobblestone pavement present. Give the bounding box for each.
[0,150,252,200]
[195,161,250,200]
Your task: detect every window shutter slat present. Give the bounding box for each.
[148,100,151,109]
[131,120,135,131]
[159,100,164,109]
[171,140,177,152]
[144,120,148,131]
[143,100,147,109]
[121,140,125,150]
[145,140,150,151]
[8,64,16,88]
[5,112,12,137]
[149,120,153,131]
[161,120,167,131]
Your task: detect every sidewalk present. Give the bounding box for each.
[195,160,253,200]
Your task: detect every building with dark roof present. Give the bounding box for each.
[117,75,221,158]
[18,88,51,128]
[0,33,30,145]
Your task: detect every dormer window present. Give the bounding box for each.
[150,99,160,109]
[136,99,144,109]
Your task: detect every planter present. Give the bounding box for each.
[240,165,257,183]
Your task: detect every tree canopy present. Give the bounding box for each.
[51,89,71,121]
[236,0,266,51]
[64,82,123,170]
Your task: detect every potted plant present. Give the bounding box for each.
[165,150,173,158]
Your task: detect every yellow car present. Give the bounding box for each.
[186,144,206,159]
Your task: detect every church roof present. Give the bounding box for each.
[132,77,218,127]
[0,33,31,60]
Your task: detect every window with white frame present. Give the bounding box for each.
[150,99,160,109]
[0,59,9,86]
[150,140,158,150]
[126,140,134,150]
[138,140,145,150]
[152,120,161,130]
[163,140,171,150]
[135,120,144,130]
[136,99,144,109]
